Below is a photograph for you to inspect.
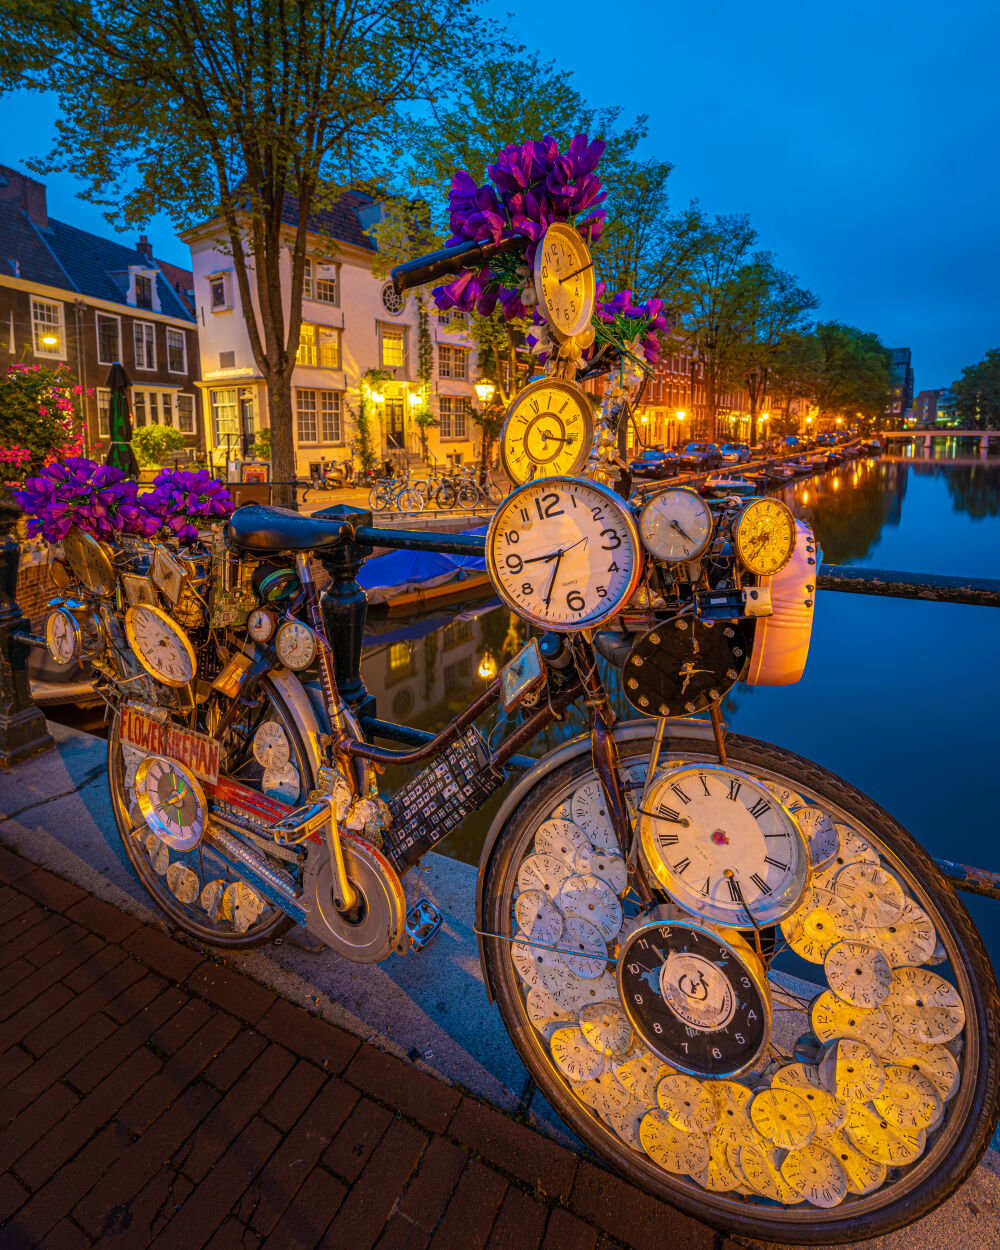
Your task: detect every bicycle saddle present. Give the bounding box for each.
[227,504,353,555]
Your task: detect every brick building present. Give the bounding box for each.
[0,165,202,454]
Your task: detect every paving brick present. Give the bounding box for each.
[16,867,88,912]
[398,1136,466,1234]
[0,1043,33,1089]
[570,1161,716,1250]
[74,1081,220,1238]
[39,1218,90,1250]
[450,1098,578,1203]
[17,1045,161,1190]
[0,902,50,945]
[485,1186,548,1250]
[0,1171,29,1221]
[543,1208,598,1250]
[0,844,38,883]
[258,1166,346,1249]
[0,1083,78,1172]
[122,924,205,981]
[3,1011,116,1125]
[61,943,128,993]
[102,971,168,1024]
[65,985,187,1094]
[260,1057,326,1131]
[0,890,33,925]
[181,1043,295,1183]
[90,1165,192,1248]
[0,917,72,975]
[148,995,211,1056]
[0,956,37,996]
[7,1123,124,1244]
[25,920,91,968]
[343,1046,461,1134]
[320,1119,428,1250]
[23,955,144,1056]
[250,1076,359,1235]
[117,1009,241,1135]
[65,893,141,943]
[257,998,359,1073]
[374,1214,430,1250]
[203,1029,268,1092]
[207,1215,262,1249]
[428,1158,506,1250]
[148,1116,281,1249]
[321,1097,393,1184]
[0,981,74,1056]
[0,942,98,1028]
[185,962,276,1025]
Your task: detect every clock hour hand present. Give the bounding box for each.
[670,519,695,544]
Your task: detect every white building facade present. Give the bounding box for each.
[183,196,481,478]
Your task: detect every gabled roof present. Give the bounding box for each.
[0,203,196,322]
[277,189,378,252]
[154,257,196,316]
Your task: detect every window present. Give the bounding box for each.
[97,388,111,438]
[208,272,231,311]
[211,388,239,443]
[320,391,343,443]
[304,259,339,305]
[438,308,467,331]
[387,641,415,685]
[96,314,120,365]
[133,321,156,369]
[177,394,195,434]
[296,389,318,443]
[444,655,472,694]
[135,275,153,309]
[381,326,404,368]
[166,328,187,373]
[295,388,342,444]
[297,324,340,369]
[133,392,146,427]
[438,345,468,380]
[381,283,405,316]
[439,396,469,440]
[161,393,172,426]
[443,619,472,649]
[31,298,63,356]
[148,392,160,424]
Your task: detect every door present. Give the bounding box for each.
[386,400,405,451]
[240,396,256,459]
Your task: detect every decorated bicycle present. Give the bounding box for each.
[17,136,999,1245]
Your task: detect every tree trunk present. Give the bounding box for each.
[266,371,297,510]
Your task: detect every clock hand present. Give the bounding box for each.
[558,260,594,284]
[543,549,565,608]
[670,519,695,543]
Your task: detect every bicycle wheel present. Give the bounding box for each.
[481,729,1000,1244]
[107,680,316,949]
[457,482,481,509]
[485,480,504,505]
[396,487,425,513]
[435,480,458,509]
[368,482,393,510]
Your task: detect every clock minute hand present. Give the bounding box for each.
[558,260,595,284]
[543,550,565,608]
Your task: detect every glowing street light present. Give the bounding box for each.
[474,378,496,405]
[41,335,58,347]
[369,390,385,404]
[408,390,422,407]
[478,648,498,681]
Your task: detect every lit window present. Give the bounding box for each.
[381,327,404,368]
[97,388,111,438]
[389,642,412,671]
[166,328,186,373]
[303,259,339,304]
[296,389,318,443]
[134,392,146,427]
[177,395,195,434]
[297,324,317,367]
[135,274,153,309]
[31,298,63,356]
[320,391,342,443]
[96,314,120,365]
[149,392,160,424]
[133,321,156,369]
[211,388,239,442]
[161,393,172,426]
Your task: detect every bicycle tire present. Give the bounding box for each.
[396,487,425,514]
[368,483,392,510]
[457,483,481,509]
[435,481,458,510]
[482,729,1000,1244]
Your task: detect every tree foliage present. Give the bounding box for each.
[806,322,894,430]
[952,348,1000,429]
[132,424,186,468]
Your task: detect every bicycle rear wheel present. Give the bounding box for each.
[368,482,393,510]
[396,487,425,513]
[435,480,458,509]
[457,483,481,509]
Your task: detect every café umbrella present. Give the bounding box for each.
[104,362,139,479]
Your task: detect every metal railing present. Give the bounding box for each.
[1,500,998,900]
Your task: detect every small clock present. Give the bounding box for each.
[44,605,87,664]
[63,527,116,597]
[637,763,809,928]
[733,497,797,576]
[485,476,642,631]
[499,378,595,485]
[617,915,771,1076]
[125,604,197,687]
[248,606,278,643]
[135,756,207,850]
[275,620,318,670]
[533,222,596,341]
[639,489,714,562]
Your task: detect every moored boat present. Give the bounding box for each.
[357,526,491,615]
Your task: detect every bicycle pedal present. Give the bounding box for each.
[405,898,443,951]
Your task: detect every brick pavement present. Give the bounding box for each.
[0,846,740,1250]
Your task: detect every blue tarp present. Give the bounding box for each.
[357,526,488,603]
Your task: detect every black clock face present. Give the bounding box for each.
[617,921,770,1076]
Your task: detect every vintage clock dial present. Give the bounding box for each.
[580,1002,633,1056]
[551,1025,605,1082]
[500,378,595,484]
[780,1144,848,1208]
[515,890,564,946]
[844,1102,925,1165]
[63,527,116,596]
[614,1050,673,1104]
[638,764,808,927]
[517,852,574,898]
[733,497,797,576]
[557,873,623,941]
[275,620,318,670]
[811,990,893,1051]
[486,477,642,631]
[739,1141,804,1203]
[248,607,278,643]
[818,1037,886,1102]
[656,1073,718,1133]
[884,967,965,1043]
[823,1129,887,1195]
[534,818,591,863]
[639,488,714,562]
[124,604,197,687]
[639,1109,710,1174]
[750,1087,816,1149]
[780,886,859,963]
[135,757,207,851]
[872,1065,942,1132]
[707,1079,756,1147]
[770,1063,848,1135]
[832,861,905,927]
[824,939,893,1008]
[533,221,596,340]
[617,917,771,1076]
[45,607,82,664]
[865,897,938,967]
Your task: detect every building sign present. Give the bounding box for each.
[204,366,257,381]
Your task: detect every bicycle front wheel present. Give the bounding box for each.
[396,487,425,513]
[481,729,1000,1244]
[368,483,393,510]
[435,480,458,509]
[457,483,481,509]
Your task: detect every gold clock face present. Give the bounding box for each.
[124,603,197,687]
[533,222,596,340]
[733,498,797,575]
[500,378,594,485]
[63,527,116,597]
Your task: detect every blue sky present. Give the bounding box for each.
[1,0,996,392]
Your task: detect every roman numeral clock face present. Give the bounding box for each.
[638,765,809,927]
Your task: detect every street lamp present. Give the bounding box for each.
[474,378,495,405]
[41,335,58,348]
[478,648,498,681]
[408,390,422,408]
[369,389,385,404]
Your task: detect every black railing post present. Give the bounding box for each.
[0,502,54,766]
[313,504,375,721]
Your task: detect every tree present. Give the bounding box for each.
[953,348,1000,429]
[598,158,674,294]
[770,330,823,431]
[807,322,894,431]
[2,0,475,507]
[0,362,86,489]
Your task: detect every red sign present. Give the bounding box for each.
[120,707,220,785]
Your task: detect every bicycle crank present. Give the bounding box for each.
[303,833,407,963]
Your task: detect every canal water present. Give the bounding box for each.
[363,453,1000,966]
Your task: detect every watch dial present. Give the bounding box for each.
[734,498,797,575]
[638,765,809,927]
[500,379,594,484]
[275,620,317,670]
[135,757,207,850]
[486,477,642,631]
[533,222,595,339]
[45,609,79,664]
[639,489,714,562]
[125,604,197,687]
[248,607,277,643]
[63,527,115,596]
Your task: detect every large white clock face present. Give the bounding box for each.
[125,604,197,687]
[638,764,809,927]
[533,222,596,340]
[639,489,714,562]
[486,477,642,631]
[500,378,594,485]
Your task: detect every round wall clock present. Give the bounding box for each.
[733,498,797,576]
[63,527,116,597]
[639,488,714,562]
[499,378,594,484]
[135,756,207,851]
[125,603,197,687]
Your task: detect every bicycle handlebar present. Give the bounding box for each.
[390,234,531,295]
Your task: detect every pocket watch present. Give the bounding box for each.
[135,757,207,851]
[733,498,797,576]
[486,477,642,631]
[125,603,197,687]
[637,764,809,928]
[532,222,596,341]
[638,488,714,562]
[499,378,595,484]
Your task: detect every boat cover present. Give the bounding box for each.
[358,526,488,604]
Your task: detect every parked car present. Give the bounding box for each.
[783,435,801,450]
[629,447,679,479]
[719,442,752,464]
[677,442,722,470]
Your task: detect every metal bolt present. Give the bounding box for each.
[806,584,814,592]
[727,669,738,679]
[659,704,670,715]
[639,696,649,707]
[649,633,660,645]
[709,689,720,700]
[676,620,688,631]
[685,701,696,712]
[724,627,735,637]
[807,558,816,565]
[627,677,638,689]
[733,647,743,658]
[633,656,643,668]
[805,598,813,606]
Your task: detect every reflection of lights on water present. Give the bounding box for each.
[478,648,498,681]
[832,477,840,490]
[802,490,809,504]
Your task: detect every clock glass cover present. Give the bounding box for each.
[125,603,197,687]
[135,756,207,850]
[486,476,642,631]
[639,488,714,562]
[275,620,318,670]
[734,497,797,576]
[63,527,115,596]
[45,607,81,664]
[532,222,596,340]
[500,378,594,485]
